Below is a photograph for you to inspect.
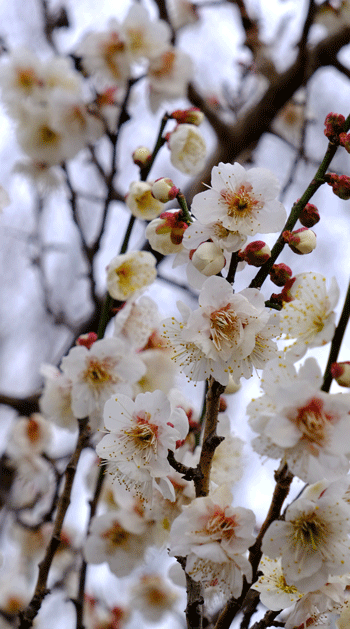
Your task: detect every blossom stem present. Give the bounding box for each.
[139,112,170,181]
[195,377,225,497]
[18,418,90,629]
[322,278,350,392]
[250,113,350,290]
[226,251,240,285]
[176,192,193,224]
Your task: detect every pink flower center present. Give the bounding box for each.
[220,184,263,219]
[206,508,237,541]
[289,397,336,453]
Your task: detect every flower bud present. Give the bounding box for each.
[132,146,152,168]
[325,173,350,200]
[283,228,316,254]
[146,210,188,254]
[298,202,320,227]
[219,397,227,412]
[190,241,225,276]
[126,181,164,220]
[339,132,350,154]
[76,332,98,349]
[269,263,293,287]
[168,124,206,175]
[324,112,346,142]
[170,107,204,126]
[331,362,350,387]
[238,241,271,267]
[152,178,180,203]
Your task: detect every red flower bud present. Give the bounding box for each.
[76,332,98,349]
[269,263,293,287]
[326,173,350,200]
[331,362,350,387]
[299,203,320,228]
[170,107,204,126]
[238,241,271,266]
[324,112,346,142]
[283,228,316,254]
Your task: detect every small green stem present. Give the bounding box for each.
[322,279,350,392]
[176,192,192,224]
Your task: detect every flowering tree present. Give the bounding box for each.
[2,1,350,629]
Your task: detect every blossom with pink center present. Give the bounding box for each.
[248,357,350,483]
[162,276,275,384]
[147,47,193,112]
[262,479,350,592]
[7,413,52,458]
[168,485,255,597]
[191,162,286,236]
[96,390,188,501]
[76,20,130,86]
[60,338,146,425]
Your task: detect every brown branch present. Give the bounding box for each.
[195,378,225,497]
[18,418,90,629]
[0,393,40,416]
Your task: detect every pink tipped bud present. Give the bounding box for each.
[170,107,204,126]
[299,202,320,227]
[132,146,152,168]
[339,132,350,154]
[331,362,350,387]
[325,173,350,200]
[191,241,225,276]
[281,276,296,302]
[238,240,271,267]
[324,112,346,142]
[152,178,180,202]
[146,209,188,254]
[269,263,293,287]
[283,227,316,254]
[76,332,98,349]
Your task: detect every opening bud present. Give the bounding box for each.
[238,241,271,267]
[325,173,350,200]
[269,263,293,286]
[76,332,98,349]
[191,241,225,276]
[324,112,346,142]
[299,202,320,227]
[152,178,180,203]
[331,362,350,387]
[132,146,152,168]
[146,209,188,254]
[170,107,204,126]
[283,227,316,254]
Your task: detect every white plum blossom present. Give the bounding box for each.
[285,578,348,629]
[96,390,188,501]
[248,357,350,483]
[251,556,304,610]
[113,295,159,349]
[60,338,146,425]
[125,181,165,220]
[7,414,52,459]
[168,123,206,175]
[106,251,157,301]
[83,508,153,577]
[183,218,247,253]
[122,4,171,62]
[280,272,339,358]
[262,479,350,592]
[190,162,286,236]
[39,364,77,431]
[130,574,179,622]
[76,20,130,86]
[162,275,276,385]
[135,349,177,395]
[148,47,193,112]
[168,485,256,597]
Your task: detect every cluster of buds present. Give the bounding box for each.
[324,112,346,143]
[189,241,226,276]
[146,209,188,254]
[331,362,350,387]
[283,227,316,254]
[169,107,204,126]
[298,202,320,227]
[325,173,350,200]
[238,241,271,267]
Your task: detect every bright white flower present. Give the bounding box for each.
[106,251,157,301]
[191,162,286,236]
[248,357,350,483]
[286,578,347,629]
[7,413,52,458]
[252,556,304,610]
[39,364,77,432]
[125,181,165,220]
[96,390,188,501]
[168,123,206,175]
[262,479,350,592]
[83,509,153,576]
[113,295,159,349]
[76,20,130,86]
[148,47,193,112]
[130,574,179,622]
[122,4,171,62]
[60,338,146,423]
[183,218,247,253]
[280,273,339,359]
[162,276,272,385]
[169,485,256,597]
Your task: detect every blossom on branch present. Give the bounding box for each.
[106,251,157,301]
